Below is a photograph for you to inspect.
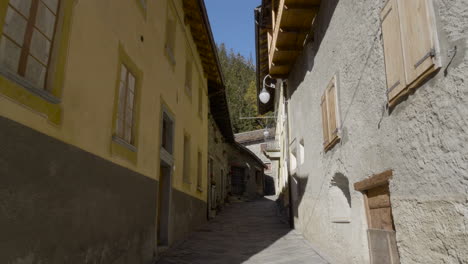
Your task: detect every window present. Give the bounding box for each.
[290,144,297,172]
[164,7,176,65]
[138,0,146,9]
[161,110,174,154]
[197,151,202,191]
[299,139,305,165]
[0,0,60,90]
[183,134,191,183]
[321,76,340,151]
[185,57,192,97]
[198,79,203,118]
[115,64,137,145]
[381,0,440,108]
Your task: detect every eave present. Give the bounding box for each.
[269,0,320,77]
[255,0,321,114]
[183,0,234,142]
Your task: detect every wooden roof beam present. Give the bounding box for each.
[284,4,319,12]
[280,27,310,34]
[271,61,292,67]
[276,45,302,51]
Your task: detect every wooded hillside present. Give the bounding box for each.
[217,44,273,133]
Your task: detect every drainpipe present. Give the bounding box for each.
[283,81,294,229]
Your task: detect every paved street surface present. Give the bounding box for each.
[156,196,328,264]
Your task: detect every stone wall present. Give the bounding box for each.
[208,117,231,210]
[285,0,468,263]
[227,144,266,200]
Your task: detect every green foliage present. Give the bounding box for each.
[217,43,273,133]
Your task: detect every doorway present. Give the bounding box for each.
[231,166,245,195]
[157,162,171,247]
[354,170,400,264]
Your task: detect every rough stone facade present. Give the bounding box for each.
[208,116,231,212]
[270,0,467,263]
[226,143,266,200]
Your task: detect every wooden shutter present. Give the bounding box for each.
[398,0,438,87]
[320,93,329,147]
[326,80,338,141]
[381,0,406,102]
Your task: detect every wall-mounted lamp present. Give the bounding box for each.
[259,75,276,104]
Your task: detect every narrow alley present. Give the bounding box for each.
[156,197,328,264]
[0,0,467,263]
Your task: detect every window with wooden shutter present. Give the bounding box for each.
[198,79,203,119]
[321,76,340,152]
[381,0,440,107]
[0,0,60,90]
[185,57,192,97]
[116,64,137,145]
[321,94,329,146]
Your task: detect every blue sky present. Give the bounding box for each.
[205,0,261,61]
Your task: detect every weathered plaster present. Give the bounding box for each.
[284,0,468,263]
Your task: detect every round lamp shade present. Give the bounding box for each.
[259,90,271,104]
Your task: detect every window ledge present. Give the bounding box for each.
[0,67,60,104]
[331,218,351,224]
[112,135,137,152]
[324,135,340,152]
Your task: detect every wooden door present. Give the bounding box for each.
[364,184,400,264]
[157,164,171,246]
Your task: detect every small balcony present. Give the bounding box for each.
[263,141,281,160]
[265,141,280,152]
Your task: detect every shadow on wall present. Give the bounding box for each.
[264,175,276,195]
[287,0,339,98]
[292,174,309,218]
[275,173,309,221]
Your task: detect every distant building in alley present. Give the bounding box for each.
[255,0,468,263]
[235,128,277,195]
[0,0,260,263]
[208,118,267,218]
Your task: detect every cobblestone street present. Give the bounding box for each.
[156,196,328,264]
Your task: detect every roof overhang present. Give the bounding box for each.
[183,0,234,142]
[255,0,321,114]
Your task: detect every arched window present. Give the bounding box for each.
[329,173,351,223]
